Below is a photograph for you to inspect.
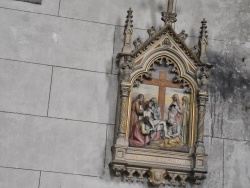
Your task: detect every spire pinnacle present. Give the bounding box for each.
[122,8,133,52]
[199,18,208,63]
[167,0,174,13]
[161,0,177,25]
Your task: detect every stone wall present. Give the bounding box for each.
[0,0,249,187]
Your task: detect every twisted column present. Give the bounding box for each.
[195,93,208,153]
[118,87,130,134]
[116,85,130,146]
[197,95,208,142]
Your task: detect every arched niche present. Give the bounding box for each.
[126,51,197,151]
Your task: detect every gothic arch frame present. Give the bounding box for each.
[127,50,198,148]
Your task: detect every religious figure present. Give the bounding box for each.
[162,38,171,46]
[120,56,133,82]
[159,105,182,147]
[192,45,200,57]
[130,94,144,135]
[167,94,182,126]
[178,30,188,41]
[149,98,161,120]
[149,98,168,140]
[133,37,143,50]
[182,96,190,144]
[160,94,183,147]
[129,116,153,147]
[147,26,157,38]
[143,98,167,141]
[196,67,209,93]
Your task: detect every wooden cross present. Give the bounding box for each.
[142,71,182,119]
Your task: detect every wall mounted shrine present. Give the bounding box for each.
[112,0,212,186]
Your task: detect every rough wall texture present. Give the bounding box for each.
[0,0,249,188]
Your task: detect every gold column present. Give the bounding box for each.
[195,93,208,153]
[116,84,131,146]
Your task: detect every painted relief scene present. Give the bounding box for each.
[129,68,190,151]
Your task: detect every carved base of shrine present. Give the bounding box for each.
[145,140,190,152]
[112,145,207,186]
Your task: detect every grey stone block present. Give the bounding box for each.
[0,8,115,73]
[0,167,40,188]
[238,11,250,43]
[203,98,212,137]
[222,117,250,141]
[203,36,228,138]
[220,42,250,141]
[0,0,60,15]
[0,112,107,176]
[208,137,224,188]
[59,0,168,29]
[176,0,242,42]
[224,140,250,188]
[40,171,148,188]
[174,0,197,37]
[0,59,51,116]
[103,125,115,179]
[48,68,118,124]
[205,40,250,141]
[206,93,224,138]
[201,137,224,188]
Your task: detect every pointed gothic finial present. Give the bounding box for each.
[199,18,208,63]
[161,0,177,25]
[122,8,133,52]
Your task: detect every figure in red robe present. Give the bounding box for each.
[129,116,152,147]
[129,94,144,135]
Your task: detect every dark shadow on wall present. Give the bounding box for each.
[208,50,250,129]
[16,0,42,4]
[209,53,249,102]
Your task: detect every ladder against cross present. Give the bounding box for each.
[142,71,182,119]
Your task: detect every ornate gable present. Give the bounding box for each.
[112,0,212,186]
[118,24,202,66]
